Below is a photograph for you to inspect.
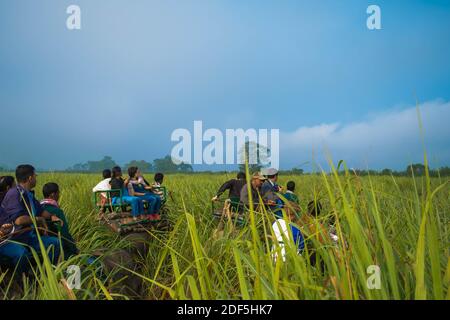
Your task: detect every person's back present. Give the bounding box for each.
[283,191,299,204]
[272,216,305,262]
[110,177,125,197]
[93,169,112,197]
[0,176,15,207]
[283,181,299,204]
[261,169,282,210]
[215,173,246,199]
[221,178,245,199]
[213,172,246,213]
[41,183,79,258]
[262,175,283,218]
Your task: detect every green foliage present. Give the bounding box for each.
[153,155,193,173]
[66,156,118,173]
[338,164,450,177]
[407,163,426,176]
[1,168,448,300]
[124,160,153,172]
[66,155,193,173]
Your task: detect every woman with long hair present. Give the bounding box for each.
[0,176,15,205]
[109,166,145,219]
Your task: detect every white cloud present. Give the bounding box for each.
[280,100,450,170]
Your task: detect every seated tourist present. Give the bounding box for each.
[127,167,161,221]
[40,182,79,259]
[261,168,284,218]
[153,172,164,187]
[151,173,166,201]
[0,165,61,274]
[109,166,145,219]
[129,172,166,202]
[0,176,16,205]
[240,172,266,212]
[283,181,299,204]
[93,169,112,195]
[271,206,305,263]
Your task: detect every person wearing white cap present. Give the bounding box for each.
[261,168,283,217]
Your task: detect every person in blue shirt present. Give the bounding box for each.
[0,165,61,274]
[261,168,284,218]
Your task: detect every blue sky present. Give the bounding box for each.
[0,0,449,171]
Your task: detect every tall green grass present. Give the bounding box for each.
[0,168,448,300]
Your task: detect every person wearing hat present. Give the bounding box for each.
[261,168,284,217]
[239,172,266,211]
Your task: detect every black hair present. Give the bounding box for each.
[307,200,323,218]
[0,176,15,193]
[0,176,15,204]
[43,182,59,198]
[267,174,278,179]
[128,166,138,178]
[103,169,112,179]
[286,181,295,192]
[237,172,246,180]
[154,172,164,184]
[111,166,122,179]
[15,164,35,183]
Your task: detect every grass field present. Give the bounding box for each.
[0,167,449,300]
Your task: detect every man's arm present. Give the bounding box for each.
[217,180,233,196]
[42,210,62,223]
[212,180,233,201]
[14,215,33,226]
[14,214,48,228]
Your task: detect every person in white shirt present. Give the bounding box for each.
[92,169,112,198]
[271,209,305,263]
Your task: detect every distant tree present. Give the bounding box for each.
[124,160,153,172]
[178,162,193,173]
[153,155,180,173]
[152,155,194,173]
[86,156,118,172]
[438,166,450,176]
[67,162,88,172]
[380,168,392,176]
[291,168,304,175]
[66,156,118,172]
[238,141,269,173]
[407,163,426,176]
